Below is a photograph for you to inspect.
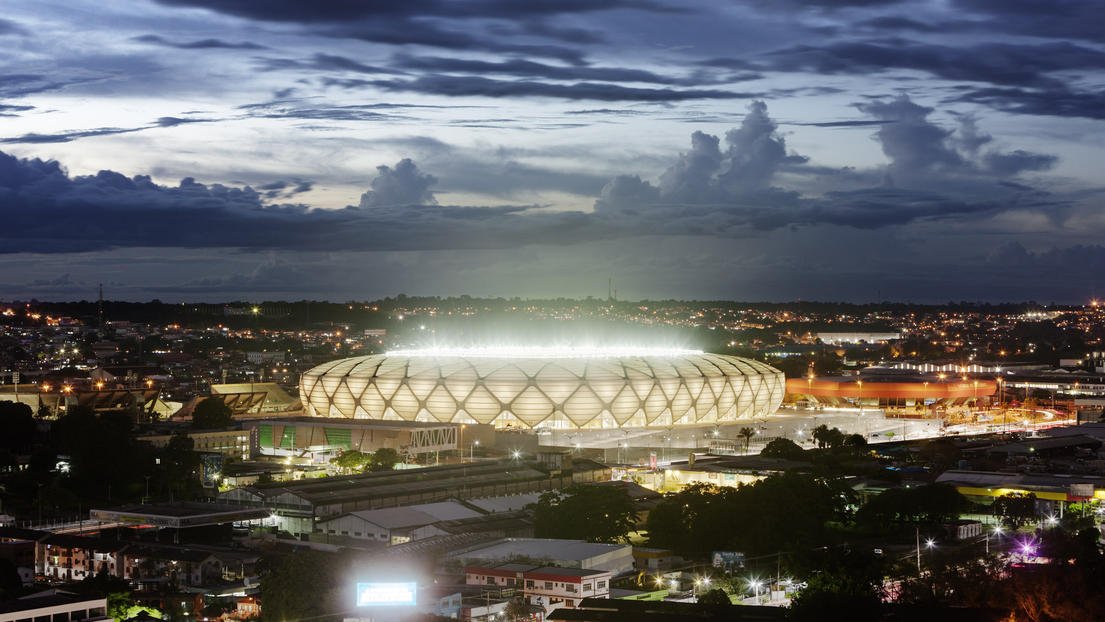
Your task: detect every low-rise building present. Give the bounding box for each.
[465,563,613,615]
[451,538,634,574]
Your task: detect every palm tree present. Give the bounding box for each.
[738,427,755,454]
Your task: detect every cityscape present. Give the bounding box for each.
[3,0,1105,621]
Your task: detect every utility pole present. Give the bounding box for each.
[98,283,104,334]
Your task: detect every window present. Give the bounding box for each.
[486,577,495,585]
[525,580,534,588]
[566,584,577,593]
[597,580,607,590]
[583,583,592,591]
[544,582,553,590]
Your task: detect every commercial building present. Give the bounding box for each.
[300,348,785,431]
[786,374,996,409]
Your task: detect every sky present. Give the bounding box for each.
[1,0,1104,303]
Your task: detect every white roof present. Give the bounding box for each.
[322,501,481,530]
[452,538,630,564]
[468,493,543,514]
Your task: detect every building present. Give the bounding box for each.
[219,459,611,536]
[317,501,482,544]
[0,591,108,622]
[243,417,456,461]
[816,331,901,345]
[450,538,634,574]
[465,563,613,615]
[137,428,251,460]
[786,374,996,410]
[40,536,126,582]
[300,348,785,431]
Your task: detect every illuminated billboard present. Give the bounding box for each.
[355,582,417,607]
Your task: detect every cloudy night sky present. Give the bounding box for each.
[1,0,1103,303]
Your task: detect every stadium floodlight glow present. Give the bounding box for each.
[386,346,704,358]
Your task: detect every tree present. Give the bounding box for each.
[696,588,731,605]
[191,398,234,429]
[260,550,344,621]
[992,492,1037,529]
[737,427,755,453]
[761,438,806,460]
[843,434,867,450]
[0,401,36,453]
[788,549,885,622]
[812,425,845,450]
[330,450,371,473]
[368,447,401,472]
[534,484,638,543]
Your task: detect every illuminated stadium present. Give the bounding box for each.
[299,347,786,430]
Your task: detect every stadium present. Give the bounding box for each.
[299,348,786,430]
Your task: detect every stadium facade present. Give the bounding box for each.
[299,348,785,430]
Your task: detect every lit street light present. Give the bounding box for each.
[987,525,1003,555]
[471,439,480,460]
[748,578,762,604]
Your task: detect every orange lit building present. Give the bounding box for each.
[786,375,997,410]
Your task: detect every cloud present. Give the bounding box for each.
[0,116,214,144]
[152,0,675,22]
[759,39,1105,89]
[389,55,718,87]
[255,53,402,76]
[0,19,27,36]
[0,103,34,117]
[0,99,1077,257]
[368,75,756,101]
[951,86,1105,121]
[131,34,266,50]
[358,159,438,207]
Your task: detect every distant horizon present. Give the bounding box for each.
[2,294,1093,309]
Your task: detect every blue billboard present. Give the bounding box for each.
[355,582,418,607]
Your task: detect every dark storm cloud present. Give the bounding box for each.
[0,99,1076,256]
[758,39,1105,89]
[0,103,34,117]
[151,0,681,64]
[255,53,403,76]
[951,86,1105,121]
[0,19,27,36]
[0,74,82,99]
[151,0,675,22]
[369,75,756,101]
[791,119,888,128]
[0,116,213,144]
[131,34,266,50]
[389,55,715,87]
[950,0,1105,43]
[256,179,314,200]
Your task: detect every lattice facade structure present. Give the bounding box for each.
[300,353,785,430]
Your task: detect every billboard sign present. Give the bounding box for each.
[355,582,417,607]
[711,551,745,570]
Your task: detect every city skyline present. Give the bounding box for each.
[2,1,1104,302]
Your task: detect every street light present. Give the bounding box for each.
[987,525,1002,555]
[471,439,480,460]
[748,578,762,603]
